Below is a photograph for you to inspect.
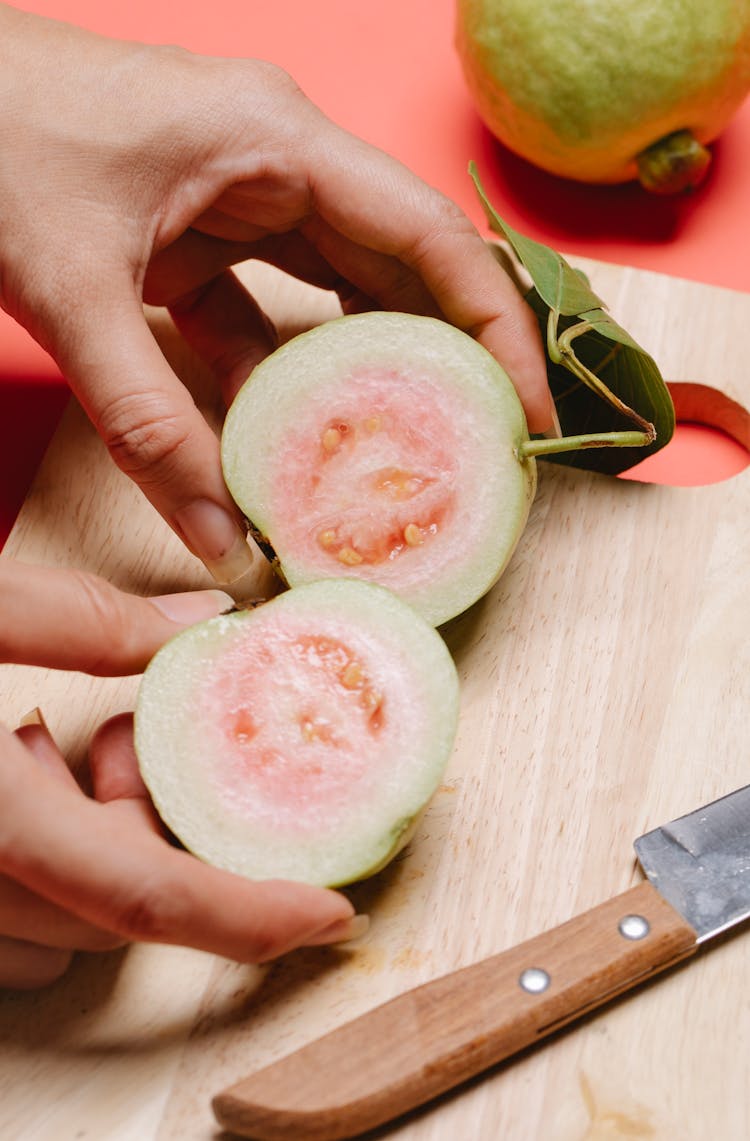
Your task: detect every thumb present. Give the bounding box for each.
[0,557,233,675]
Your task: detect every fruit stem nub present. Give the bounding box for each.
[636,129,711,195]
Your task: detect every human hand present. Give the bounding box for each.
[0,559,360,989]
[0,5,551,585]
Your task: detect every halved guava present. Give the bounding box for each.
[134,579,459,887]
[221,312,537,627]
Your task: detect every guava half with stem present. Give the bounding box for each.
[134,579,460,888]
[456,0,750,192]
[221,309,659,625]
[221,311,537,628]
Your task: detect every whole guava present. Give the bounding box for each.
[455,0,750,192]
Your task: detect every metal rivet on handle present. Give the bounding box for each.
[618,914,651,941]
[519,967,551,994]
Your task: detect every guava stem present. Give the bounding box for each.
[555,321,657,440]
[518,430,653,459]
[547,307,563,363]
[636,129,711,195]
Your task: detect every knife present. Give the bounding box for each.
[213,783,750,1141]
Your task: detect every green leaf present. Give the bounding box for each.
[469,162,675,474]
[471,164,605,317]
[526,291,676,475]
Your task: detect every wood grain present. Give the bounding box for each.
[0,257,749,1141]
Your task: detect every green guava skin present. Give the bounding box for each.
[456,0,750,185]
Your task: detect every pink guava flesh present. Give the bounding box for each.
[198,625,397,834]
[134,580,460,886]
[272,367,460,576]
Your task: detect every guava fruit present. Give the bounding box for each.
[221,311,537,628]
[134,579,459,888]
[455,0,750,192]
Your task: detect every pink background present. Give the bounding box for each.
[3,0,750,540]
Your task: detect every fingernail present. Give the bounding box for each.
[174,500,255,584]
[542,399,563,440]
[305,913,370,947]
[150,589,235,625]
[17,706,49,730]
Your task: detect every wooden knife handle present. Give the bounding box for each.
[213,882,697,1141]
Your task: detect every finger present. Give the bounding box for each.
[168,271,278,407]
[87,713,198,853]
[89,713,154,808]
[148,227,356,300]
[306,203,549,430]
[0,874,126,952]
[301,214,441,317]
[144,232,260,304]
[0,935,73,990]
[45,274,255,583]
[0,729,360,963]
[0,725,128,951]
[148,233,366,402]
[304,128,552,432]
[15,714,79,790]
[0,557,233,675]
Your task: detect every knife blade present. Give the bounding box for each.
[213,783,750,1141]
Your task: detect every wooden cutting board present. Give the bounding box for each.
[1,257,749,1141]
